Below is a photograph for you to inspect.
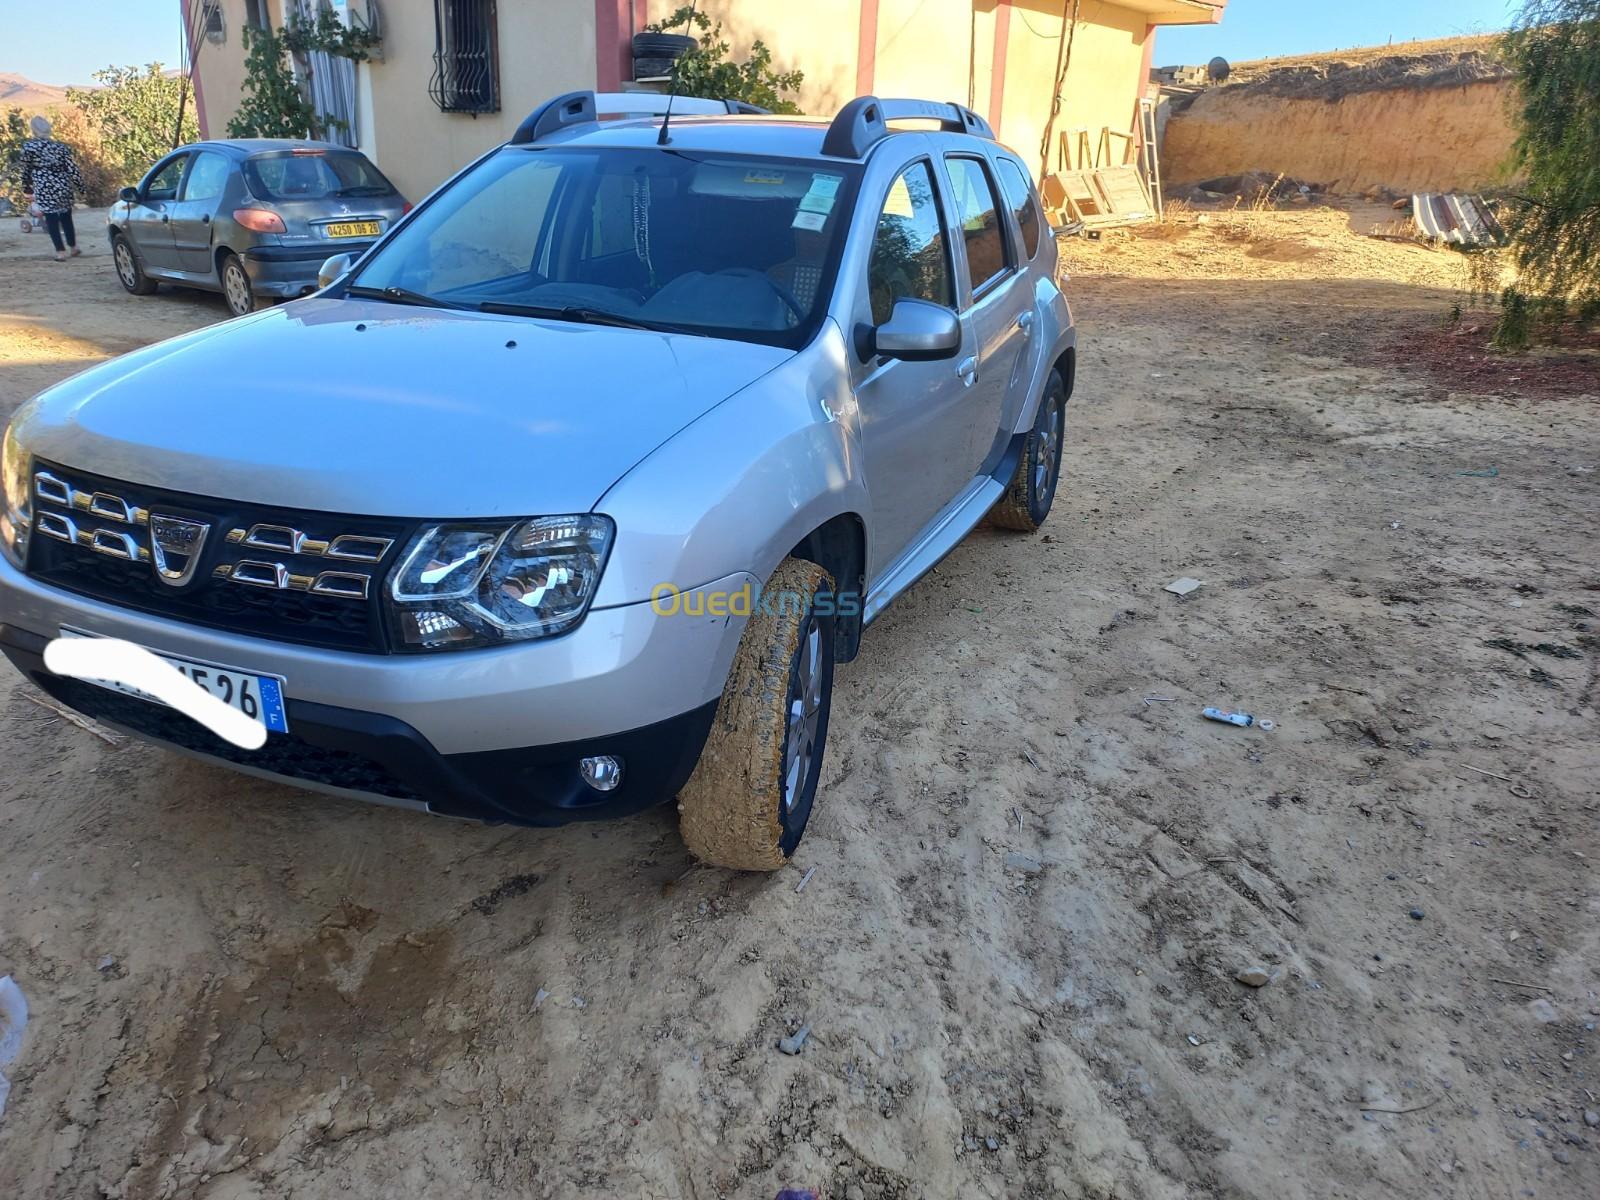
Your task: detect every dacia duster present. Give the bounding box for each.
[0,92,1076,870]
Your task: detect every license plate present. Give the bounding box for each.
[325,220,380,238]
[59,629,289,733]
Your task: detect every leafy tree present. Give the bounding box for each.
[647,7,805,114]
[68,64,197,189]
[1497,0,1600,346]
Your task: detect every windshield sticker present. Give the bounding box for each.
[808,174,843,200]
[798,173,844,217]
[744,170,786,186]
[792,210,828,232]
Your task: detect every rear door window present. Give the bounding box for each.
[945,155,1012,297]
[244,152,395,201]
[995,158,1042,260]
[866,160,954,325]
[181,151,232,203]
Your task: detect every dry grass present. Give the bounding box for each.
[1058,204,1462,291]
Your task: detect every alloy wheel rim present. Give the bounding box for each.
[782,618,823,813]
[1034,396,1062,500]
[115,243,135,287]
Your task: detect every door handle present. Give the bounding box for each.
[957,356,978,386]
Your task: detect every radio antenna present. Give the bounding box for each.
[656,0,701,146]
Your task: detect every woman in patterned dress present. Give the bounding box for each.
[20,115,87,262]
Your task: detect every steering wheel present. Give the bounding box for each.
[715,267,806,323]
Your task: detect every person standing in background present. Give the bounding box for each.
[20,116,87,262]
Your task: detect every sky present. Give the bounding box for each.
[6,0,184,86]
[6,0,1524,85]
[1156,0,1520,65]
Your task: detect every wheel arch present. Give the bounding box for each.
[790,512,867,662]
[1053,344,1076,400]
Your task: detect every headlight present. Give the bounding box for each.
[0,425,30,569]
[388,514,614,650]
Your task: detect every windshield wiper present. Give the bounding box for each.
[477,302,684,333]
[336,185,389,196]
[346,284,474,311]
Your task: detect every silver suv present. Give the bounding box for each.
[0,92,1076,871]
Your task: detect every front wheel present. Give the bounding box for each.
[112,232,157,296]
[678,557,836,871]
[219,252,257,317]
[988,367,1067,532]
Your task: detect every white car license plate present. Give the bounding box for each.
[59,629,289,733]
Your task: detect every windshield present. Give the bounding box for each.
[244,150,396,200]
[349,146,860,347]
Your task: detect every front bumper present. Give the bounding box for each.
[242,242,375,298]
[0,556,755,825]
[1,625,714,825]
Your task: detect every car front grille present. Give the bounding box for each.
[25,460,412,653]
[45,676,420,801]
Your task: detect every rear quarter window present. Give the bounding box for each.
[996,158,1042,260]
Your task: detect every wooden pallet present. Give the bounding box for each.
[1041,165,1154,230]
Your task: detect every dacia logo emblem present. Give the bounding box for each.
[149,514,210,586]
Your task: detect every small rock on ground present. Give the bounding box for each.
[1003,852,1044,875]
[778,1024,812,1055]
[1235,966,1272,988]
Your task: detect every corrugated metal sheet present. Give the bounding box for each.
[1413,193,1506,247]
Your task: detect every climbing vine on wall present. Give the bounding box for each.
[227,10,381,140]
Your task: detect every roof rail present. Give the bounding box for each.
[821,97,994,158]
[509,90,770,145]
[510,91,595,145]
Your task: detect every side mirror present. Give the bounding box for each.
[317,253,354,291]
[871,298,962,362]
[118,186,138,203]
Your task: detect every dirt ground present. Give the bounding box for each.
[0,207,1597,1200]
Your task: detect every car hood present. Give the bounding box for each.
[13,298,790,518]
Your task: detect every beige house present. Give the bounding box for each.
[190,0,1226,202]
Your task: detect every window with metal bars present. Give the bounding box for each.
[429,0,500,114]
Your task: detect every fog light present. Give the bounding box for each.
[579,755,623,792]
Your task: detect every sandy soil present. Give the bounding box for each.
[0,207,1597,1200]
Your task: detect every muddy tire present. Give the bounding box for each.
[111,231,157,296]
[220,251,257,317]
[678,557,836,871]
[988,368,1067,532]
